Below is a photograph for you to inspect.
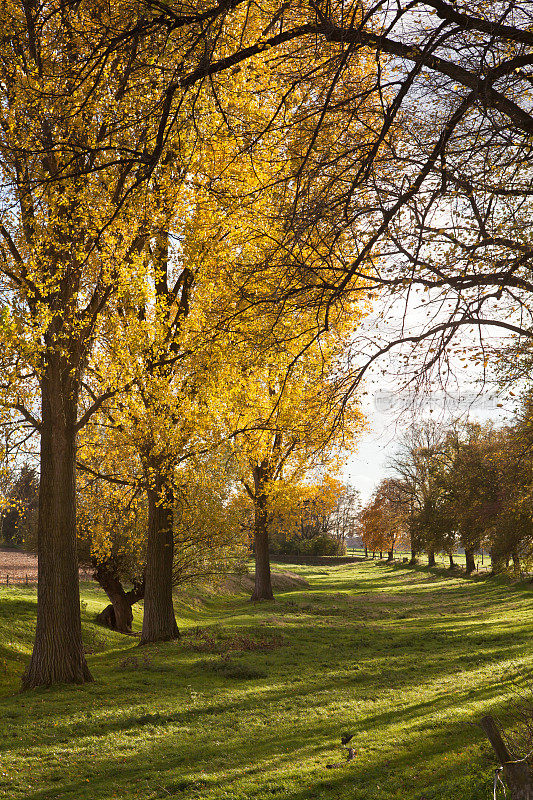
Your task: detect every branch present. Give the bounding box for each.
[75,383,133,432]
[8,403,42,431]
[321,23,533,136]
[76,461,138,488]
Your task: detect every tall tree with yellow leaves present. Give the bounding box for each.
[0,1,190,686]
[227,319,364,600]
[0,0,380,685]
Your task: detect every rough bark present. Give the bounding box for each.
[491,549,506,574]
[140,481,179,644]
[480,715,532,800]
[22,365,92,688]
[387,548,394,562]
[465,548,476,574]
[251,464,274,602]
[427,549,436,567]
[94,563,145,633]
[409,547,418,565]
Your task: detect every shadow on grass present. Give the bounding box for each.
[0,561,531,800]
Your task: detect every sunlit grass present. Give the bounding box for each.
[0,561,530,799]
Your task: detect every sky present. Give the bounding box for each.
[339,277,521,504]
[343,371,514,504]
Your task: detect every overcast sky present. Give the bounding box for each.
[344,382,514,503]
[341,322,517,506]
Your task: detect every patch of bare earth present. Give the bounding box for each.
[0,548,92,583]
[0,548,38,581]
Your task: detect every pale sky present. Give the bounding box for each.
[344,382,513,503]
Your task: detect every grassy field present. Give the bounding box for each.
[0,561,531,800]
[346,550,493,572]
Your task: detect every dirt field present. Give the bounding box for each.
[0,548,93,584]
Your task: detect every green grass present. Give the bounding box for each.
[347,549,493,571]
[0,561,531,800]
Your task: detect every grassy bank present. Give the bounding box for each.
[0,561,531,800]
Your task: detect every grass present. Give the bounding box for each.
[0,561,531,800]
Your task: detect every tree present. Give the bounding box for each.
[0,2,176,685]
[359,479,409,562]
[77,457,146,634]
[229,325,364,600]
[442,424,500,574]
[0,1,327,684]
[268,475,352,556]
[390,421,454,566]
[78,445,246,633]
[331,484,361,548]
[243,2,533,404]
[481,410,533,575]
[1,464,38,548]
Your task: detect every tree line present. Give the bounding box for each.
[359,408,533,576]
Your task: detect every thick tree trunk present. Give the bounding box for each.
[481,715,532,800]
[23,368,92,688]
[94,564,145,633]
[491,549,505,574]
[448,554,455,568]
[140,481,179,644]
[465,548,476,574]
[409,546,418,565]
[427,549,436,567]
[512,551,521,577]
[387,548,394,562]
[251,464,274,602]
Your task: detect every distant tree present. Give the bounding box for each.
[483,413,533,575]
[1,465,38,549]
[268,476,352,556]
[390,421,452,565]
[442,424,500,574]
[359,478,410,562]
[331,484,361,547]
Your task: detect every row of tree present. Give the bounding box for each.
[359,411,533,575]
[0,0,531,691]
[0,0,379,688]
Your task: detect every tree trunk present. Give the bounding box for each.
[427,549,436,567]
[491,549,506,574]
[465,548,476,574]
[387,548,394,562]
[409,546,417,565]
[512,551,521,577]
[140,481,179,644]
[364,546,368,558]
[448,554,455,568]
[94,563,145,633]
[251,464,274,601]
[22,367,92,688]
[480,715,532,800]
